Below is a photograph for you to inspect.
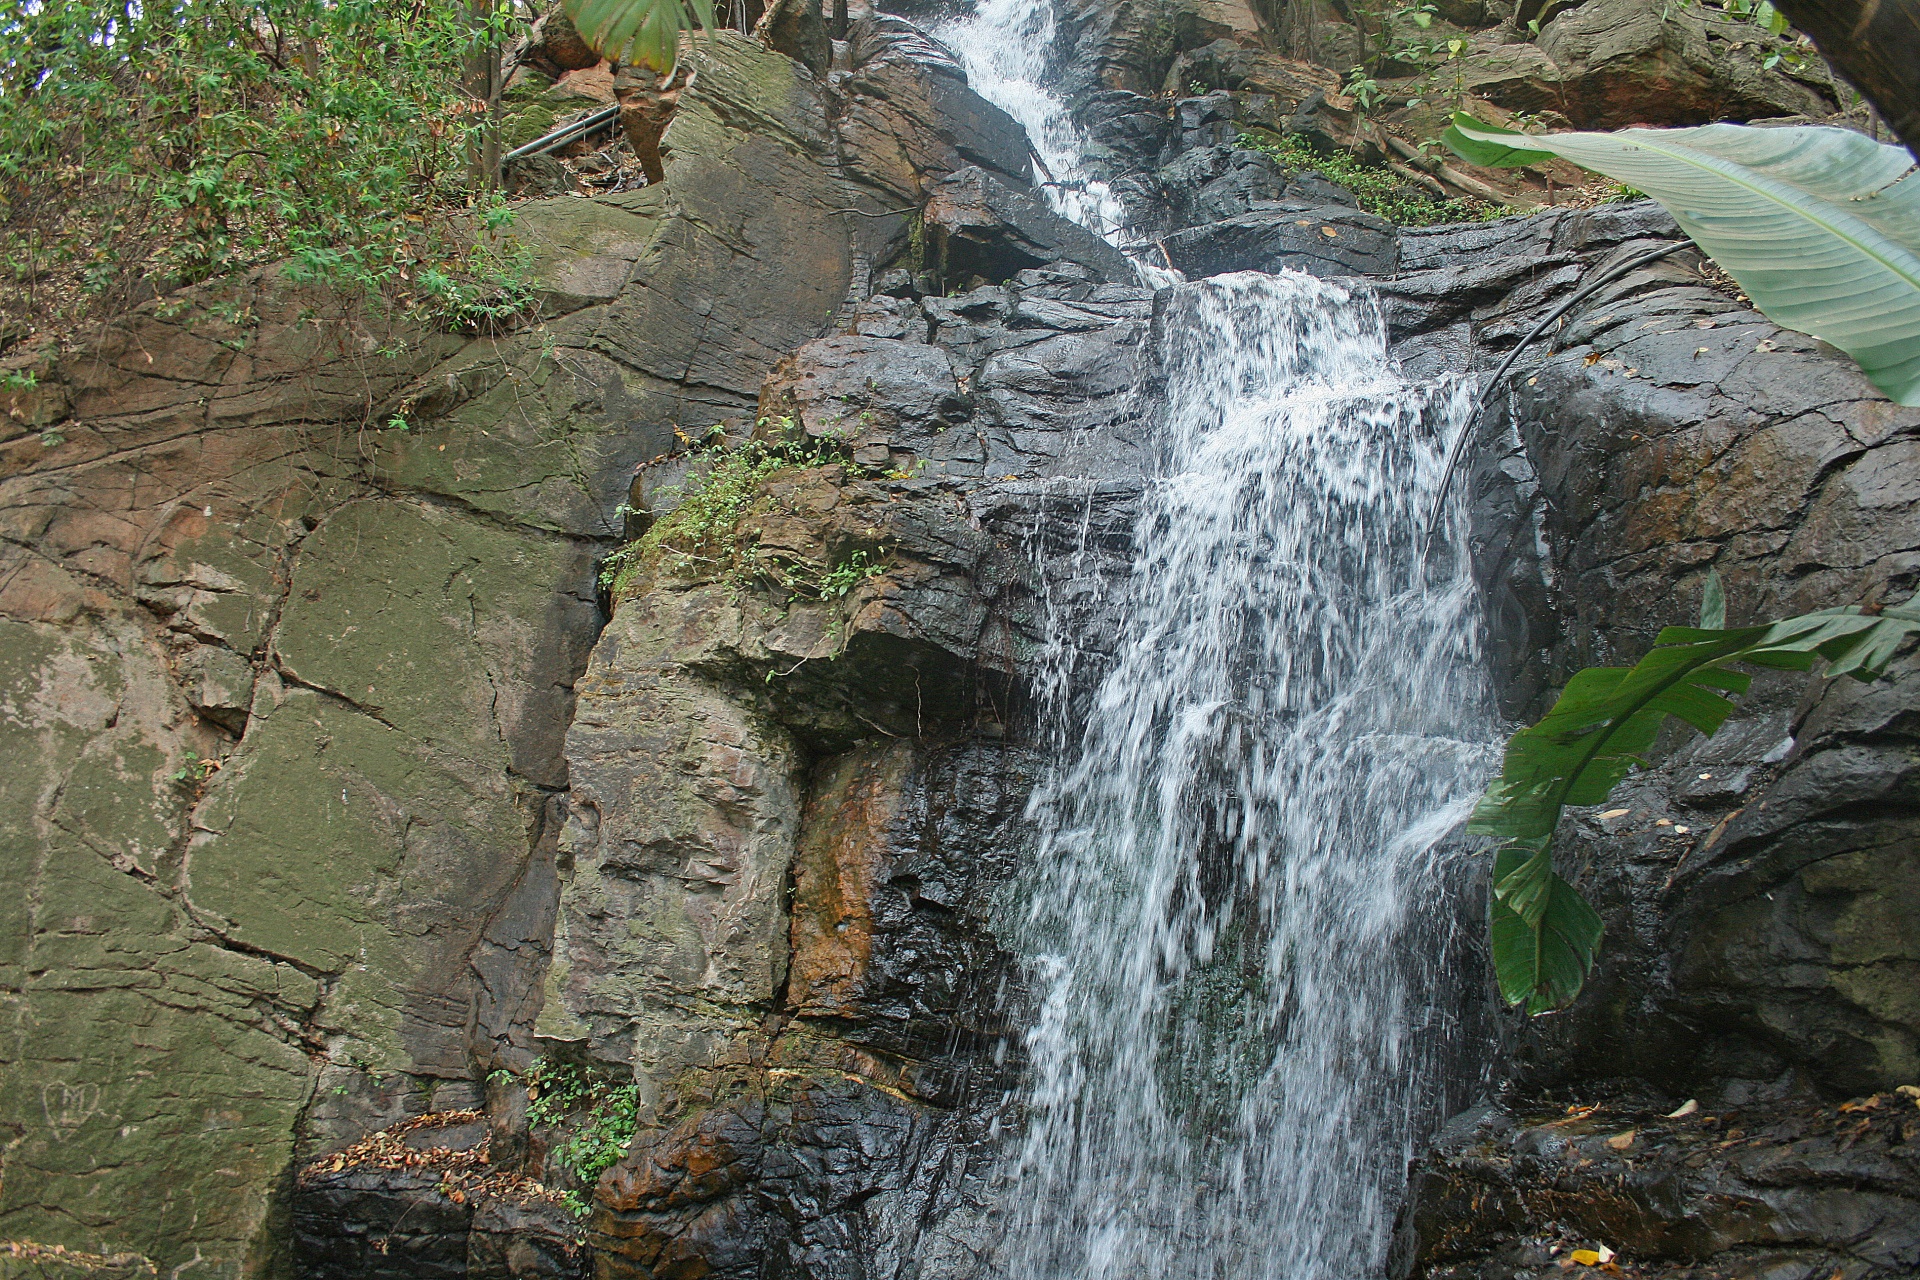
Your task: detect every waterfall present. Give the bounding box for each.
[931,5,1497,1275]
[1007,272,1492,1280]
[932,0,1128,238]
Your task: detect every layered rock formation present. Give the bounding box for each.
[0,23,1034,1277]
[1390,208,1920,1280]
[3,0,1914,1275]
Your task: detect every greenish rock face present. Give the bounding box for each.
[0,16,1076,1269]
[0,31,880,1274]
[0,618,311,1274]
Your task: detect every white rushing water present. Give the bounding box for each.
[1006,272,1493,1280]
[928,4,1497,1275]
[932,0,1129,239]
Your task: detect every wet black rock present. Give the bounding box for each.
[923,165,1139,285]
[1379,198,1920,1279]
[294,1167,587,1280]
[1161,200,1397,278]
[1400,1091,1920,1279]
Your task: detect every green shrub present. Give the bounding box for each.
[0,0,529,335]
[1235,129,1503,227]
[601,427,857,598]
[524,1059,641,1193]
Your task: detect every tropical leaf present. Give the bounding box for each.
[564,0,715,72]
[1700,569,1726,630]
[1490,844,1604,1015]
[1442,115,1920,407]
[1472,592,1920,1015]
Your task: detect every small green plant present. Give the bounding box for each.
[1345,68,1383,112]
[1475,574,1920,1014]
[1,369,37,392]
[597,425,844,597]
[170,750,219,786]
[814,550,888,600]
[1236,130,1501,227]
[525,1059,641,1190]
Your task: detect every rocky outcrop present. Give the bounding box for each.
[1402,1090,1920,1278]
[1043,0,1859,224]
[0,24,1041,1276]
[4,0,1910,1273]
[1378,202,1920,1276]
[546,258,1159,1276]
[1535,0,1839,128]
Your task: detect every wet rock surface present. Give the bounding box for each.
[546,254,1159,1277]
[291,1112,587,1279]
[3,0,1912,1273]
[0,21,1081,1276]
[1382,202,1920,1277]
[1403,1090,1920,1279]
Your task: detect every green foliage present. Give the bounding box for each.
[812,549,887,600]
[0,0,531,334]
[1442,116,1920,405]
[1473,577,1920,1015]
[1349,0,1441,74]
[169,750,219,787]
[563,0,715,73]
[1236,130,1501,227]
[599,425,849,597]
[525,1059,641,1190]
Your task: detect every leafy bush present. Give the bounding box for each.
[0,0,530,336]
[525,1059,640,1193]
[1235,129,1501,227]
[1474,575,1919,1015]
[601,427,859,598]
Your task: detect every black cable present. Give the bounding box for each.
[1421,238,1694,549]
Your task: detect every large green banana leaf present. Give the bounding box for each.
[564,0,715,72]
[1444,116,1920,407]
[1471,582,1920,1015]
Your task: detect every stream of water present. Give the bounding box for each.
[933,6,1497,1276]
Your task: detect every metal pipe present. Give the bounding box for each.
[503,104,622,164]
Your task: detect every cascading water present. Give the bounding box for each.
[932,0,1128,238]
[1005,272,1493,1280]
[930,4,1497,1275]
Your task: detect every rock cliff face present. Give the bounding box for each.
[3,0,1915,1275]
[1391,210,1920,1280]
[0,24,1036,1277]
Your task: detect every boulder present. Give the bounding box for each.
[1160,200,1397,277]
[838,14,1032,201]
[922,165,1140,284]
[1538,0,1838,127]
[1156,142,1358,229]
[754,0,833,78]
[524,7,604,74]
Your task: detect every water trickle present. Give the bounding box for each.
[928,7,1497,1274]
[1009,272,1494,1280]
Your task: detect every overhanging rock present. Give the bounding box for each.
[923,165,1138,285]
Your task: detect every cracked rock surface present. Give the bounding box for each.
[0,26,1028,1277]
[2,2,1914,1276]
